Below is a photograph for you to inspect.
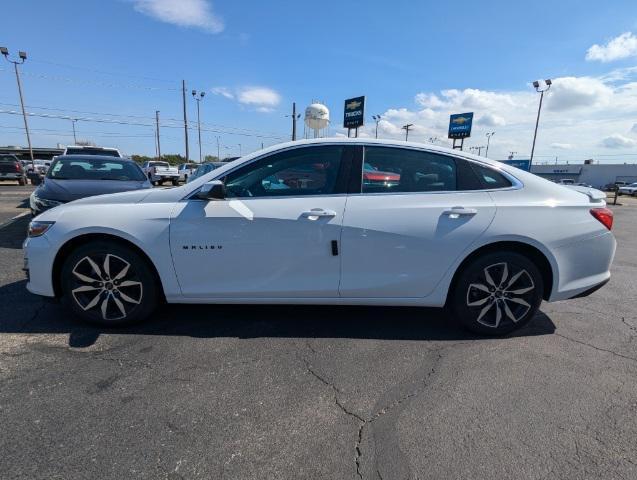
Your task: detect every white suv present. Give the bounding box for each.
[618,182,637,196]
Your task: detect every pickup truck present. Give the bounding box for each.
[142,161,180,186]
[177,163,198,183]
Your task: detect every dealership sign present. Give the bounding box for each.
[448,112,473,139]
[501,159,531,171]
[343,96,365,129]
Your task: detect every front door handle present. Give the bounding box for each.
[301,208,337,220]
[443,207,477,218]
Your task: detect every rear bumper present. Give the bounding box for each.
[548,231,616,302]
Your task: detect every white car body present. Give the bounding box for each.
[618,182,637,196]
[24,139,615,313]
[63,146,122,157]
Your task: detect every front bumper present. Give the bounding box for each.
[23,235,56,297]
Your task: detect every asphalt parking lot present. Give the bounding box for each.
[0,183,636,480]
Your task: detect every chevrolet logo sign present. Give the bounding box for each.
[451,116,470,125]
[346,100,362,110]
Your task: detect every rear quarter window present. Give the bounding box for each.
[470,163,513,189]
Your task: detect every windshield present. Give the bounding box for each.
[150,161,169,167]
[47,158,145,181]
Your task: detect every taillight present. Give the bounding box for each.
[590,208,613,230]
[16,163,21,172]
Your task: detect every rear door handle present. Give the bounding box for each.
[301,208,337,220]
[443,207,477,218]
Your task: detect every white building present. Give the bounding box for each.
[530,163,637,188]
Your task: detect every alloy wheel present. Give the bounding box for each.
[70,253,143,321]
[465,262,535,328]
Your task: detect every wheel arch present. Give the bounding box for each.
[52,232,165,300]
[446,240,555,304]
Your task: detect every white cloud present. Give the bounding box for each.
[237,87,281,107]
[586,32,637,62]
[478,113,506,127]
[601,134,637,148]
[211,86,281,112]
[550,143,573,150]
[342,67,637,161]
[211,86,234,99]
[132,0,224,33]
[545,76,613,111]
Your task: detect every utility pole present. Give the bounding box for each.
[155,110,161,160]
[372,115,381,138]
[402,123,413,141]
[182,80,190,161]
[485,132,495,158]
[71,119,78,144]
[530,79,552,168]
[215,136,220,160]
[192,90,205,163]
[1,47,33,167]
[238,144,242,156]
[286,102,300,140]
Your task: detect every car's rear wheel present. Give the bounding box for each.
[18,177,25,186]
[449,251,543,335]
[61,241,158,326]
[171,179,179,186]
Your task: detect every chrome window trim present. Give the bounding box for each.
[184,141,524,201]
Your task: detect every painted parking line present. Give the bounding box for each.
[0,211,30,230]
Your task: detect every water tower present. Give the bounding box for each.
[304,102,330,138]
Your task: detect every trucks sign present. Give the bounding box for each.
[448,112,474,139]
[343,96,365,129]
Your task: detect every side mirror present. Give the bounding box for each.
[197,180,226,200]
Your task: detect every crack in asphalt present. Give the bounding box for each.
[554,332,637,363]
[298,342,444,480]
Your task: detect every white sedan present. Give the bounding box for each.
[23,139,616,335]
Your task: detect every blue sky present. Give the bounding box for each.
[2,0,637,161]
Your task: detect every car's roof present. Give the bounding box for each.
[55,154,135,162]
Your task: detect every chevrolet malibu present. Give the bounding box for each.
[23,139,616,335]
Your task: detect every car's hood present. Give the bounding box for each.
[36,178,151,202]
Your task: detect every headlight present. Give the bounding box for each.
[30,193,64,211]
[28,221,55,237]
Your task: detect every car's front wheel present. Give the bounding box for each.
[449,251,543,335]
[61,241,159,326]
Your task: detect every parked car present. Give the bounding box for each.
[618,182,637,196]
[29,155,151,216]
[24,139,616,335]
[142,161,179,186]
[0,154,28,185]
[557,179,575,185]
[187,161,225,183]
[177,163,198,183]
[63,146,122,157]
[603,181,627,192]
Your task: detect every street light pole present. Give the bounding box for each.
[182,80,190,161]
[530,79,552,168]
[1,47,33,167]
[485,132,495,158]
[192,90,205,163]
[372,115,382,139]
[402,123,413,141]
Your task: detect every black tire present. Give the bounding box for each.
[448,251,543,335]
[18,177,26,186]
[60,241,159,326]
[171,178,179,186]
